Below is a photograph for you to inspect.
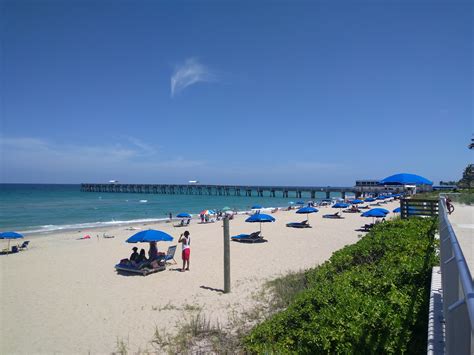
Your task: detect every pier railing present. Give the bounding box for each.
[439,197,474,354]
[400,199,439,219]
[80,183,358,199]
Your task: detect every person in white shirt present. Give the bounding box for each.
[178,231,191,271]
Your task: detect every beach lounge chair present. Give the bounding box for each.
[174,220,186,227]
[115,259,166,276]
[343,208,361,213]
[164,245,177,264]
[361,223,374,231]
[322,213,344,219]
[231,231,266,243]
[286,220,311,228]
[0,246,18,254]
[18,241,30,250]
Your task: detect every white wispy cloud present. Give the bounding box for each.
[170,58,216,97]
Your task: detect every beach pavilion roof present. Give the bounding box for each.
[379,173,433,186]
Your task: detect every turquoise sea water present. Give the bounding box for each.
[0,184,350,234]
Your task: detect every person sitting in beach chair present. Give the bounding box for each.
[148,242,159,260]
[231,231,266,243]
[286,220,311,228]
[129,247,139,262]
[173,219,186,227]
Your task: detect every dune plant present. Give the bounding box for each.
[244,218,438,354]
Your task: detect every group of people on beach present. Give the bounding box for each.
[124,231,191,272]
[127,241,162,267]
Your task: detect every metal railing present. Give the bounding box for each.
[400,198,439,219]
[439,197,474,354]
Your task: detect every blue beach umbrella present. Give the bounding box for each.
[0,232,24,239]
[245,213,276,235]
[333,202,349,209]
[370,208,390,215]
[296,201,305,205]
[350,199,363,204]
[126,229,174,243]
[176,213,192,219]
[364,197,376,202]
[361,209,387,223]
[0,231,24,253]
[251,204,263,210]
[393,207,401,213]
[361,209,388,218]
[296,206,319,223]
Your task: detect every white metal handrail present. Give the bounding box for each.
[439,197,474,354]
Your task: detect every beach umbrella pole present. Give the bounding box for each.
[223,217,231,293]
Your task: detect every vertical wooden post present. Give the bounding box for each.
[223,217,231,293]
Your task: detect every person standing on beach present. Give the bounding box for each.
[178,231,191,272]
[169,212,172,221]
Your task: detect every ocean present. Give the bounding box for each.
[0,184,350,234]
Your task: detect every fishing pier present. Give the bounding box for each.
[81,183,360,199]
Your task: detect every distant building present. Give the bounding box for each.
[354,180,401,194]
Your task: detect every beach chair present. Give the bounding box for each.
[115,259,166,276]
[323,213,344,219]
[286,220,311,228]
[173,220,185,227]
[231,231,266,243]
[361,223,374,231]
[18,241,30,250]
[164,245,177,264]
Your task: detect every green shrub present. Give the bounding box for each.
[245,218,437,354]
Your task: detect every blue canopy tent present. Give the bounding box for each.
[296,206,319,224]
[1,231,24,254]
[379,173,433,186]
[245,213,276,235]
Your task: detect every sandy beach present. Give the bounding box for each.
[0,200,399,354]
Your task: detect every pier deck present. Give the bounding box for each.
[81,183,359,199]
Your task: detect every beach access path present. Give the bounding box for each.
[448,203,474,278]
[0,201,399,354]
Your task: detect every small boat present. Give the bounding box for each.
[139,200,148,203]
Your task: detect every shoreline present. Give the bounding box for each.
[11,203,330,236]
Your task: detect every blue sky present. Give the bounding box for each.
[1,0,472,185]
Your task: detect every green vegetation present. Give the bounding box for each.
[244,218,438,354]
[411,190,474,205]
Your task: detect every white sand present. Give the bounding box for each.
[0,201,399,354]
